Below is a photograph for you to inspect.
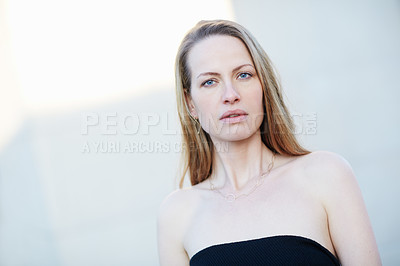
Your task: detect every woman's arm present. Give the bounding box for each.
[309,151,382,265]
[157,189,190,266]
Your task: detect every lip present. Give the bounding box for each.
[220,109,248,123]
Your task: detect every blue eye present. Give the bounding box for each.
[238,72,252,79]
[202,79,216,87]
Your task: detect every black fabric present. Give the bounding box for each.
[189,235,340,266]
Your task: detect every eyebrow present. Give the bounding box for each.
[196,63,254,79]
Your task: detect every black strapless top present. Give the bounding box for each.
[189,235,340,266]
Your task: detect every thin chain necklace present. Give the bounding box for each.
[209,153,276,202]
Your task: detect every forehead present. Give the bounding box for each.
[187,35,253,76]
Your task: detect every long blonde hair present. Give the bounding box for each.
[175,20,309,188]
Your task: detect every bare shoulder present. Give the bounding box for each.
[295,150,356,192]
[157,187,195,231]
[157,188,197,266]
[158,188,191,215]
[281,150,359,212]
[295,151,381,265]
[300,150,353,175]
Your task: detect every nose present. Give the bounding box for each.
[222,81,240,104]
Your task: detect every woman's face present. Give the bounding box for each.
[186,35,264,142]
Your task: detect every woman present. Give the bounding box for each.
[157,20,381,265]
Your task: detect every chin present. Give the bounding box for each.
[210,128,259,143]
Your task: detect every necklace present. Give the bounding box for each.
[209,153,276,202]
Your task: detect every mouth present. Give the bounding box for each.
[220,109,248,123]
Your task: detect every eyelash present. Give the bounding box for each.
[238,72,253,79]
[201,79,217,87]
[201,72,253,87]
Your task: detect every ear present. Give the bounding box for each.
[184,90,198,119]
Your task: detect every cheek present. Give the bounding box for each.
[251,84,264,111]
[257,92,264,112]
[195,99,219,124]
[191,92,216,115]
[191,97,220,133]
[250,85,265,124]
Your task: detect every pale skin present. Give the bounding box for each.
[157,35,381,265]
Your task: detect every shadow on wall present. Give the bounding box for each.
[0,88,180,266]
[0,123,61,265]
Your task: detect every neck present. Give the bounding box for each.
[211,132,275,192]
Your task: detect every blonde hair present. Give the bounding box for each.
[175,19,309,188]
